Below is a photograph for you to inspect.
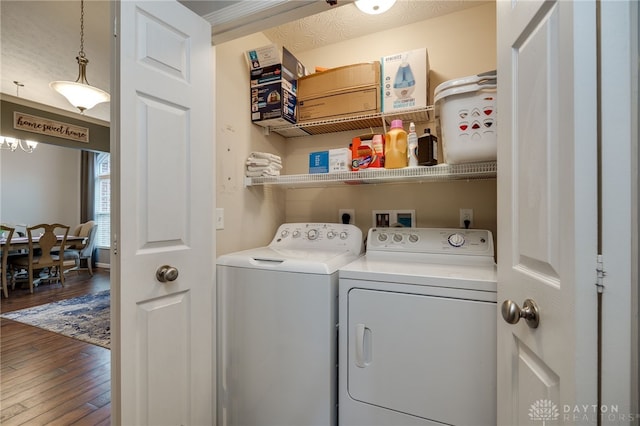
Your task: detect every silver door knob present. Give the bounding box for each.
[501,299,540,329]
[156,265,179,282]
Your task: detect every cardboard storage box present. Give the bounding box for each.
[329,148,351,172]
[309,151,329,174]
[251,83,297,127]
[309,149,352,173]
[298,87,380,122]
[248,44,306,127]
[298,62,380,100]
[246,44,306,84]
[381,48,429,113]
[250,63,284,87]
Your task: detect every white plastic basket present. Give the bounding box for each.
[434,76,497,165]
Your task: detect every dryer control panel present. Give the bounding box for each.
[269,223,364,256]
[367,227,494,257]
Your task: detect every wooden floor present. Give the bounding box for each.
[1,269,111,425]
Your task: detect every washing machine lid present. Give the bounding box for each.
[339,255,497,292]
[217,246,362,274]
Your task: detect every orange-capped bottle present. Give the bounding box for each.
[384,119,408,169]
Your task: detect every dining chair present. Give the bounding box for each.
[1,225,15,298]
[65,221,98,276]
[8,223,73,293]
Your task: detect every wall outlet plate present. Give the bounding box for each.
[372,210,416,228]
[338,209,355,225]
[459,208,473,228]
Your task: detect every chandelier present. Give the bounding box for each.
[1,83,38,153]
[0,137,38,153]
[49,0,110,114]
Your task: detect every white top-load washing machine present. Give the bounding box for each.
[216,223,363,426]
[339,227,497,426]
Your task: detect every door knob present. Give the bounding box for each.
[156,265,179,283]
[501,298,540,328]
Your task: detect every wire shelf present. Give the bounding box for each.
[268,106,434,137]
[245,161,497,188]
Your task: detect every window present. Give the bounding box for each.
[95,153,110,248]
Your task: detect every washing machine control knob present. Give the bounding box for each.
[307,229,319,240]
[340,231,348,240]
[448,233,466,247]
[377,233,388,242]
[327,231,336,239]
[292,230,301,238]
[280,230,289,238]
[409,234,419,243]
[393,233,403,242]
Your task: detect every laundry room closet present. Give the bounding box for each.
[214,1,497,256]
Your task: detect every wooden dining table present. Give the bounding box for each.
[0,235,86,251]
[1,235,87,291]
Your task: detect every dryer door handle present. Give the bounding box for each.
[355,323,372,367]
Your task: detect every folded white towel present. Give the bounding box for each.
[246,158,271,167]
[245,169,280,177]
[247,163,282,172]
[249,152,282,164]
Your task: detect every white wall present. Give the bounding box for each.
[215,2,497,255]
[284,3,497,242]
[215,33,288,255]
[0,142,80,233]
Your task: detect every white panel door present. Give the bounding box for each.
[496,0,598,424]
[112,1,214,425]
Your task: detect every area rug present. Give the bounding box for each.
[1,290,110,349]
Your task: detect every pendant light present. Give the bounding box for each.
[49,0,109,114]
[354,0,396,15]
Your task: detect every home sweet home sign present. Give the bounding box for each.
[13,111,89,143]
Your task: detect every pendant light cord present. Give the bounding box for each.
[78,0,86,60]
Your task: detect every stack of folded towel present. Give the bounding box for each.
[245,152,283,177]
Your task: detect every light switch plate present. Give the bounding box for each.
[216,208,224,230]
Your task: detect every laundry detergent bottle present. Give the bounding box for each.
[384,119,408,169]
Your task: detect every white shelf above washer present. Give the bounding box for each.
[263,106,434,137]
[244,161,497,188]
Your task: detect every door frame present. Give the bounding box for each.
[600,0,639,417]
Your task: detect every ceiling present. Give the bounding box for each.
[1,0,486,124]
[1,1,112,122]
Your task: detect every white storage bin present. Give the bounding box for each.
[434,73,497,164]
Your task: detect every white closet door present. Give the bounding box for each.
[496,0,598,423]
[112,1,214,424]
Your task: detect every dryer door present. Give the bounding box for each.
[347,288,496,426]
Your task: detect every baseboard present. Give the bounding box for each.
[96,262,111,270]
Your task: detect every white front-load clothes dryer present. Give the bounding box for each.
[338,228,497,426]
[216,223,363,426]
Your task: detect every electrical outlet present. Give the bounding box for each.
[338,209,355,225]
[216,208,224,230]
[459,208,473,228]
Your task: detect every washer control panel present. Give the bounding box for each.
[368,228,494,257]
[270,223,363,255]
